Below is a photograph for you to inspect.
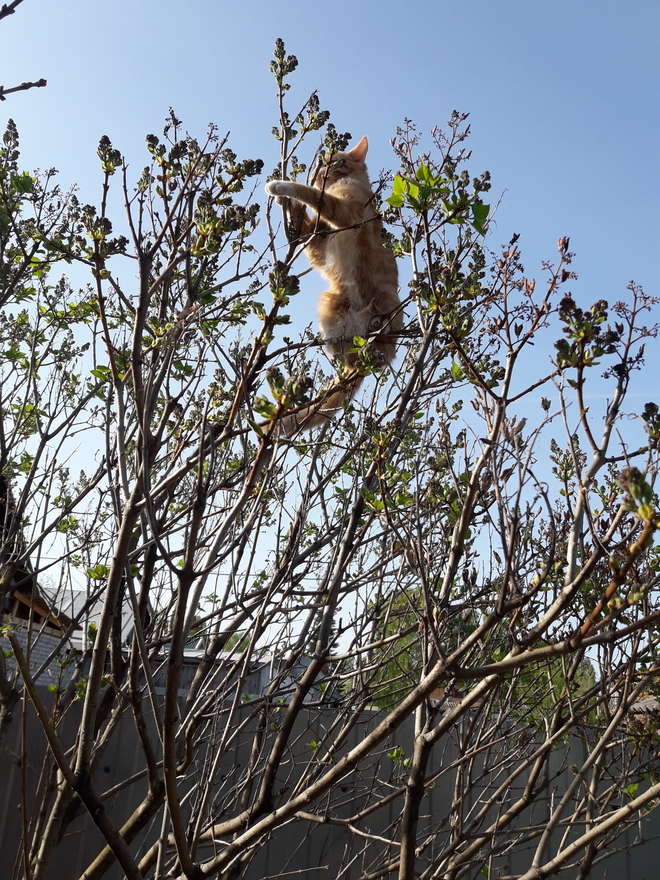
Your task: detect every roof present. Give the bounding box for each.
[11,587,79,631]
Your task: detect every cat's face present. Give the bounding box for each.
[313,136,369,188]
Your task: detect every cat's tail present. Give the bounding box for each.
[273,371,364,437]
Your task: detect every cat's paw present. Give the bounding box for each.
[265,180,289,198]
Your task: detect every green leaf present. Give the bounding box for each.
[17,452,33,474]
[471,202,490,234]
[56,515,78,534]
[4,344,22,362]
[91,365,111,381]
[391,175,407,196]
[11,172,34,194]
[387,175,408,208]
[416,164,437,186]
[253,396,277,420]
[86,563,109,580]
[450,361,463,380]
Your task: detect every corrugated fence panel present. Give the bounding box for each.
[0,687,657,879]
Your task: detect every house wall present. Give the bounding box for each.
[0,620,76,689]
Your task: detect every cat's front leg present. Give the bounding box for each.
[266,184,317,242]
[265,180,297,200]
[265,180,359,229]
[266,181,322,213]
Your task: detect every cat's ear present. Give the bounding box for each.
[347,136,368,162]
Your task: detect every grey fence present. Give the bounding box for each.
[0,685,657,879]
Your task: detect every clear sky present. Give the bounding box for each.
[2,0,659,398]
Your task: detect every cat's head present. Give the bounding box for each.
[314,136,369,187]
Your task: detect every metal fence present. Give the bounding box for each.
[0,685,657,879]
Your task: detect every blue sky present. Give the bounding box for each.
[2,0,658,401]
[2,0,658,603]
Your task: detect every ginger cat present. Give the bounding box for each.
[265,136,401,433]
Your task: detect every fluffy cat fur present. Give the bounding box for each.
[265,136,401,434]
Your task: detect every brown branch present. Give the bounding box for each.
[398,719,433,880]
[571,514,656,647]
[0,78,47,100]
[0,0,23,22]
[77,782,164,880]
